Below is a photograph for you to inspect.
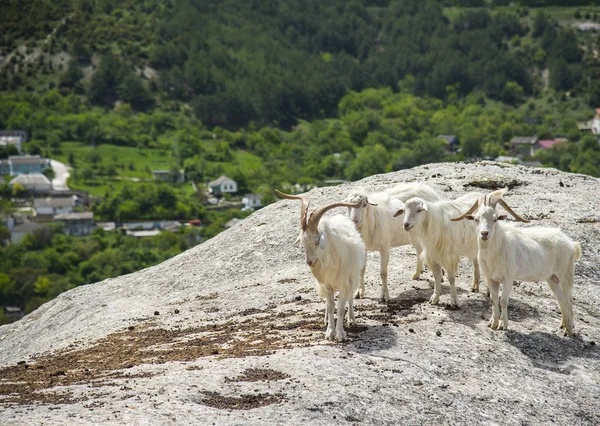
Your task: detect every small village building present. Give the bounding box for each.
[152,169,185,184]
[54,212,95,236]
[9,174,52,193]
[242,193,263,210]
[0,155,50,176]
[126,229,161,238]
[0,130,26,154]
[34,196,76,217]
[2,306,24,322]
[208,175,237,195]
[10,221,48,244]
[436,134,460,152]
[510,136,539,157]
[537,138,567,150]
[97,222,116,231]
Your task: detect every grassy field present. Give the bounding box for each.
[53,143,264,197]
[54,142,173,179]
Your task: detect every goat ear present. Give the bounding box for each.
[421,202,428,212]
[393,208,404,218]
[497,214,507,221]
[367,198,377,206]
[319,233,327,250]
[293,234,301,247]
[465,215,475,221]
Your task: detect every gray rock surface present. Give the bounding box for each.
[1,162,599,425]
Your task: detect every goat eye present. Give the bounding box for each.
[416,209,423,213]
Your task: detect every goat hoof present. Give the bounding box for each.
[429,294,440,305]
[380,294,389,303]
[325,328,335,341]
[412,272,421,280]
[354,289,364,299]
[335,333,346,342]
[446,303,459,310]
[471,287,479,293]
[487,318,499,329]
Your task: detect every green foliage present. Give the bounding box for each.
[0,223,202,318]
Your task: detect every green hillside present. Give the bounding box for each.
[3,0,600,129]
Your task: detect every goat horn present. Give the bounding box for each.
[275,189,311,231]
[450,199,480,221]
[488,187,510,208]
[306,201,364,232]
[497,199,530,223]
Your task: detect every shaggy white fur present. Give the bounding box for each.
[345,183,441,301]
[455,188,582,336]
[396,192,484,307]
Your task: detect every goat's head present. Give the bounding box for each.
[393,197,427,232]
[344,187,377,228]
[451,187,529,242]
[276,190,362,267]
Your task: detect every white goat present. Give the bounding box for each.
[451,188,582,336]
[345,183,441,302]
[276,190,366,342]
[394,192,484,308]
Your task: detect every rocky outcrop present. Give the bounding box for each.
[1,162,599,425]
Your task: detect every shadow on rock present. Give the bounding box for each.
[390,288,431,313]
[446,297,542,329]
[343,325,399,354]
[505,330,599,373]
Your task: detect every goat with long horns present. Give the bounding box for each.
[276,190,366,342]
[452,187,581,336]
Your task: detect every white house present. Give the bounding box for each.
[242,193,262,210]
[208,175,238,195]
[9,174,52,193]
[34,196,76,217]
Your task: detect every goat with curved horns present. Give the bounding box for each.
[452,188,582,336]
[276,190,366,342]
[393,192,484,308]
[345,183,441,302]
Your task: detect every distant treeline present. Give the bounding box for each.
[2,0,600,129]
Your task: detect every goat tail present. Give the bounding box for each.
[573,242,582,261]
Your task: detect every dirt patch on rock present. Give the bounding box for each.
[198,391,285,410]
[225,368,291,383]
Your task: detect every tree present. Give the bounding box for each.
[345,144,389,181]
[60,59,83,89]
[117,73,154,111]
[88,54,124,106]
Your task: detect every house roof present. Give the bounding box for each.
[34,197,75,209]
[208,175,235,187]
[0,136,22,145]
[538,139,566,150]
[8,155,47,165]
[127,229,161,238]
[510,136,538,145]
[12,221,46,233]
[54,212,94,220]
[243,193,262,200]
[9,174,51,186]
[97,222,116,231]
[0,130,26,139]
